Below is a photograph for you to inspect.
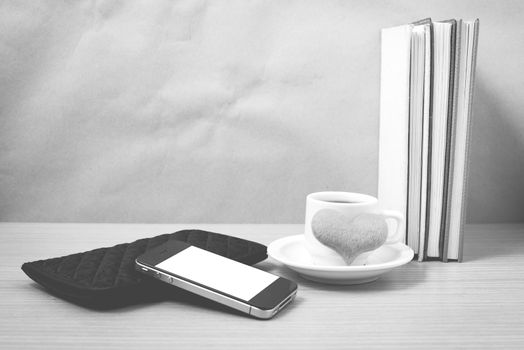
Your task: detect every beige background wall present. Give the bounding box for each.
[1,0,523,223]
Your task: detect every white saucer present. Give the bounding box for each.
[268,235,414,285]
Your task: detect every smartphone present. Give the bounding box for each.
[135,240,297,319]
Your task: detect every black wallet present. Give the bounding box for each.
[22,229,267,309]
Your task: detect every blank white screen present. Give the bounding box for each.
[155,246,278,301]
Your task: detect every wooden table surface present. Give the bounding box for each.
[1,223,523,349]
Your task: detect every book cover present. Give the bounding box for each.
[378,24,413,243]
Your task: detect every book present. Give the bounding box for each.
[407,23,430,257]
[440,19,461,260]
[378,18,479,262]
[418,23,433,262]
[426,21,453,258]
[445,19,480,261]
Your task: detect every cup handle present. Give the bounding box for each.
[379,210,404,244]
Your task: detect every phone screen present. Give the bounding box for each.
[155,246,278,301]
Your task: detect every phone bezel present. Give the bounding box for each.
[135,240,297,319]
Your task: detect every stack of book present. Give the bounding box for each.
[378,18,479,262]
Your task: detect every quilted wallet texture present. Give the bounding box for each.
[22,229,267,309]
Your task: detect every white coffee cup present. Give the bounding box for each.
[304,191,404,266]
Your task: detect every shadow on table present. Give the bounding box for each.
[29,281,301,320]
[463,241,524,262]
[261,260,426,292]
[156,285,303,320]
[462,224,524,262]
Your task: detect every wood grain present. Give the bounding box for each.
[1,223,523,349]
